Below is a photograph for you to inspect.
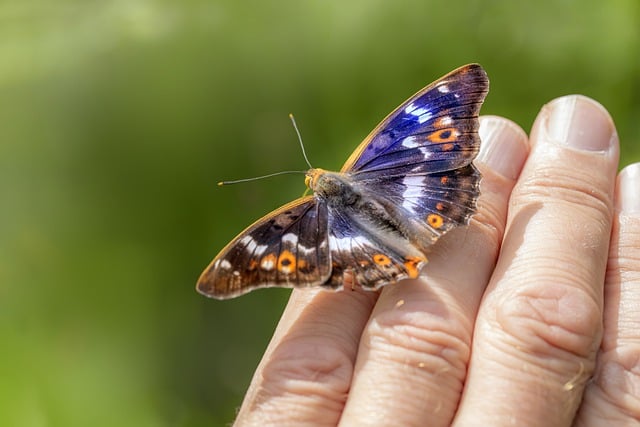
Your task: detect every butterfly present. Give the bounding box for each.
[197,64,489,299]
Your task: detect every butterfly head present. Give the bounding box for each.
[305,168,360,206]
[304,168,325,190]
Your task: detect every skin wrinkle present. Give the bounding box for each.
[462,345,589,426]
[238,288,378,424]
[616,263,640,281]
[479,331,590,389]
[366,320,470,373]
[420,272,484,323]
[469,156,519,238]
[243,392,344,427]
[475,335,595,425]
[364,295,472,373]
[511,137,615,215]
[494,281,602,359]
[585,212,640,422]
[583,352,640,423]
[258,323,360,397]
[614,218,640,273]
[343,289,472,426]
[502,251,602,302]
[281,316,361,350]
[469,198,507,255]
[512,172,613,225]
[266,337,353,383]
[244,348,351,425]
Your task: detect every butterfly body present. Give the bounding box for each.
[198,64,489,299]
[308,167,430,286]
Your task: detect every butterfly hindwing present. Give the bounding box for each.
[197,197,331,299]
[341,64,489,180]
[323,209,427,290]
[365,164,481,245]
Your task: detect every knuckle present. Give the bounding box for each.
[261,335,354,400]
[366,305,470,373]
[514,164,613,216]
[240,336,353,424]
[496,283,602,362]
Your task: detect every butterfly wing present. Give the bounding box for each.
[369,165,481,249]
[341,64,488,246]
[197,196,331,299]
[323,209,427,290]
[341,64,489,179]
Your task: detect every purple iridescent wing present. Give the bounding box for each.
[341,64,489,179]
[342,64,488,239]
[370,165,481,245]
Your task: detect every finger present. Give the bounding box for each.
[455,96,619,426]
[235,288,378,426]
[339,116,529,426]
[576,163,640,425]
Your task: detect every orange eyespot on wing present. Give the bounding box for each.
[277,250,296,274]
[373,253,392,266]
[427,128,459,143]
[427,214,444,229]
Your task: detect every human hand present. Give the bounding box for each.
[233,95,640,426]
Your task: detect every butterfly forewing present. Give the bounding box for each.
[341,64,489,178]
[197,197,331,299]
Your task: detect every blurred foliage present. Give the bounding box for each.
[1,0,638,425]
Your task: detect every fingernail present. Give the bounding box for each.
[477,116,529,180]
[617,163,640,213]
[544,95,617,152]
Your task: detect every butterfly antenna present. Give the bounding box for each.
[218,170,306,186]
[289,113,313,169]
[218,114,312,187]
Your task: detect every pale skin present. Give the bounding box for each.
[232,95,640,426]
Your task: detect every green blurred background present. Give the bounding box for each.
[1,0,638,425]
